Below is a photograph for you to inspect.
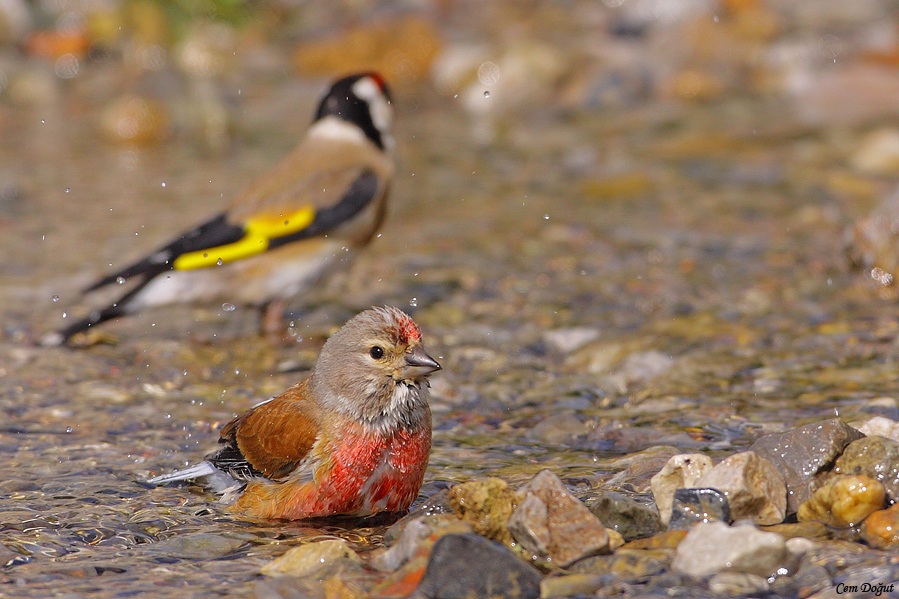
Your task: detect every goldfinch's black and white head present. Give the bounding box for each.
[312,73,394,153]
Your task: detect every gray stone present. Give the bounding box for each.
[669,487,730,530]
[749,419,864,514]
[509,469,609,567]
[416,533,542,599]
[695,451,787,525]
[671,522,788,579]
[589,490,662,540]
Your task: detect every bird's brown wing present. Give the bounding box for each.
[213,379,320,481]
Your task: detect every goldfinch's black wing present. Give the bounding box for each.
[268,170,379,249]
[84,170,379,291]
[83,213,245,292]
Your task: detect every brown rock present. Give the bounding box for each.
[861,502,899,549]
[508,469,609,567]
[833,436,899,501]
[797,475,886,528]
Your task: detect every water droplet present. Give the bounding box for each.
[183,370,188,376]
[216,258,223,266]
[65,426,73,433]
[161,181,167,188]
[203,252,208,258]
[234,369,240,375]
[410,297,418,307]
[52,295,59,302]
[62,311,67,318]
[478,61,500,85]
[543,214,550,220]
[64,188,70,193]
[116,276,126,285]
[483,90,490,98]
[222,303,236,312]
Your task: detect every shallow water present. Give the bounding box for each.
[2,1,898,596]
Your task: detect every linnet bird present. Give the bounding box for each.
[147,307,440,520]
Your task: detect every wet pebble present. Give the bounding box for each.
[762,520,830,541]
[540,573,605,598]
[370,514,472,573]
[833,435,899,501]
[568,548,671,579]
[621,529,687,550]
[798,475,886,529]
[694,451,786,525]
[855,416,899,442]
[860,503,899,550]
[527,412,589,445]
[542,327,600,354]
[260,538,361,578]
[749,418,864,514]
[589,490,662,541]
[605,446,681,493]
[148,533,245,560]
[414,533,542,599]
[447,478,517,544]
[789,562,832,597]
[671,522,788,579]
[382,488,454,547]
[846,186,899,284]
[508,469,609,567]
[707,571,769,596]
[607,350,676,392]
[668,487,730,530]
[650,453,714,526]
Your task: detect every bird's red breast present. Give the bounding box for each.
[233,419,431,520]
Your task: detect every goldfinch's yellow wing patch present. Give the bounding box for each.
[172,207,316,270]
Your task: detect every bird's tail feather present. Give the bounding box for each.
[147,461,218,485]
[147,461,240,495]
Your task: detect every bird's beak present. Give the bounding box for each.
[401,345,441,380]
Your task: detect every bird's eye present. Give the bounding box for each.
[369,346,385,360]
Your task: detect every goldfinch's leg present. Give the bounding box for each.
[260,299,287,339]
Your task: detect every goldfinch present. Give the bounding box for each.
[147,307,441,520]
[44,73,394,346]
